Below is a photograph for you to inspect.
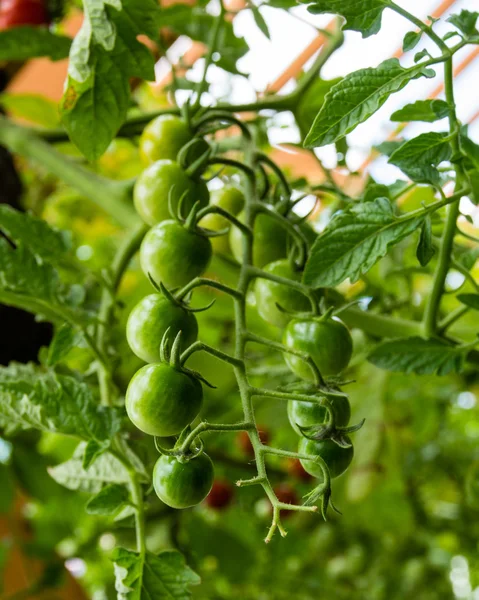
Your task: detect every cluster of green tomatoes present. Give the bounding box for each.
[124,114,358,514]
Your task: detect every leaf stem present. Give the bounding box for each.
[423,53,465,337]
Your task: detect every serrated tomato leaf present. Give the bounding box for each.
[112,548,200,599]
[390,99,449,123]
[49,443,130,493]
[0,364,121,441]
[388,132,452,184]
[299,0,390,38]
[86,484,129,515]
[368,337,466,375]
[447,10,479,37]
[0,27,71,61]
[303,59,435,148]
[302,197,424,288]
[61,0,159,160]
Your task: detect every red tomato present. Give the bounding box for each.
[273,483,299,519]
[205,479,234,510]
[286,459,313,482]
[0,0,49,29]
[236,427,270,457]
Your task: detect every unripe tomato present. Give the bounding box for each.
[133,160,209,226]
[125,363,202,437]
[139,116,192,164]
[126,293,198,363]
[287,395,351,436]
[273,483,299,519]
[140,220,212,289]
[199,186,244,254]
[254,259,310,327]
[236,428,270,457]
[153,452,214,509]
[205,478,234,510]
[229,209,287,267]
[283,317,353,380]
[299,436,353,479]
[0,0,48,29]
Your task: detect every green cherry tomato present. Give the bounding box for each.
[288,395,351,436]
[283,317,353,380]
[298,436,353,479]
[139,115,192,164]
[126,363,202,437]
[126,294,198,363]
[199,186,245,254]
[153,452,214,509]
[140,220,212,289]
[229,208,287,267]
[254,259,310,327]
[134,160,209,226]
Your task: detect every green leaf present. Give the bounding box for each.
[416,215,435,267]
[0,27,71,61]
[388,132,452,184]
[457,294,479,311]
[0,363,120,441]
[402,30,421,52]
[0,94,60,128]
[49,443,129,493]
[303,59,435,148]
[157,6,248,75]
[390,99,450,123]
[83,439,110,470]
[112,548,200,599]
[368,337,466,375]
[47,324,85,366]
[61,0,159,160]
[299,0,390,38]
[456,246,479,271]
[374,140,404,157]
[363,182,391,202]
[302,197,424,288]
[251,6,271,39]
[0,237,88,326]
[0,206,72,267]
[447,10,479,37]
[86,484,129,515]
[294,77,341,137]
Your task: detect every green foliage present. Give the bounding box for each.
[85,483,129,515]
[303,59,435,148]
[300,0,390,38]
[388,132,452,184]
[0,364,120,440]
[368,337,467,375]
[112,548,200,599]
[61,0,159,160]
[390,99,450,123]
[303,198,425,288]
[49,442,131,492]
[0,26,71,61]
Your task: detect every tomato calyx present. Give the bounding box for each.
[298,418,365,448]
[154,426,205,464]
[148,275,215,315]
[178,137,212,177]
[159,329,215,391]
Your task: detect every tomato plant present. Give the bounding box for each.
[1,1,479,598]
